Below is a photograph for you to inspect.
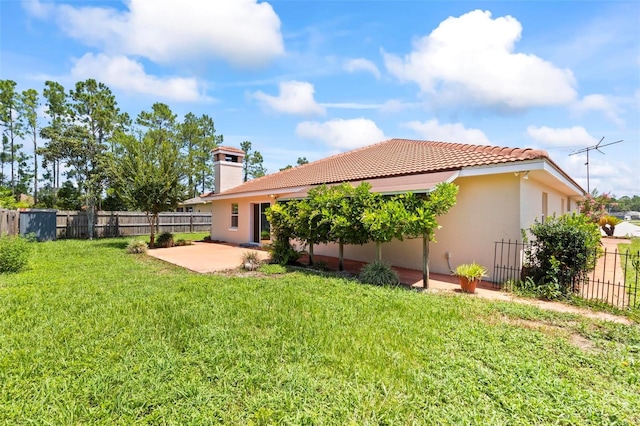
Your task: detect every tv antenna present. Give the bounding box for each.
[569,137,622,194]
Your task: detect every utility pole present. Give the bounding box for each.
[569,137,622,194]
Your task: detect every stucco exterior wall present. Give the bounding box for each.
[315,173,521,276]
[210,196,273,244]
[519,176,575,231]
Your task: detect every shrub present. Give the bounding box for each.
[258,263,287,274]
[599,215,622,237]
[522,213,601,297]
[313,259,330,271]
[126,240,148,254]
[267,238,300,265]
[359,261,399,286]
[155,232,174,248]
[174,239,190,247]
[241,251,261,271]
[0,235,32,273]
[513,275,563,300]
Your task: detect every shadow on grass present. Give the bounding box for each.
[92,238,131,250]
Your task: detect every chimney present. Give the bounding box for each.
[212,146,245,194]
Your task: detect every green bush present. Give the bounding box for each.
[126,240,148,254]
[266,238,299,265]
[359,261,399,286]
[522,213,601,298]
[0,235,32,273]
[155,232,174,248]
[313,259,330,271]
[174,239,190,247]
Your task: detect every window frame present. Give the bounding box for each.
[230,203,239,229]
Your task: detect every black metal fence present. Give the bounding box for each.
[493,239,640,309]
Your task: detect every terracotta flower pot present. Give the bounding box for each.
[459,276,479,293]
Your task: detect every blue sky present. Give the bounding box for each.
[1,0,639,196]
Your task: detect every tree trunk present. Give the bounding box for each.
[87,195,95,240]
[148,213,156,248]
[422,233,429,288]
[308,242,314,266]
[33,129,38,204]
[376,241,382,262]
[338,242,344,271]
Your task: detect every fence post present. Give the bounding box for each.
[190,213,194,233]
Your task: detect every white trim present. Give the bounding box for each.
[203,186,308,201]
[458,159,584,196]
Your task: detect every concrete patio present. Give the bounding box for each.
[146,242,270,273]
[148,241,511,301]
[146,241,631,323]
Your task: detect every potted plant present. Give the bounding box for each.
[453,262,488,293]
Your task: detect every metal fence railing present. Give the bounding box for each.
[493,239,640,309]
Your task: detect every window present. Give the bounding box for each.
[231,203,239,228]
[176,207,184,212]
[561,198,565,215]
[542,192,548,221]
[186,206,194,213]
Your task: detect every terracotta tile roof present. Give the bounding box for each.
[212,138,552,197]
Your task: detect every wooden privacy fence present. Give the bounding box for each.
[57,211,211,239]
[0,209,19,237]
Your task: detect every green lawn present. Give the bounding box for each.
[619,238,640,306]
[1,237,639,424]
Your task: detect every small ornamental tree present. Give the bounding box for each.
[314,183,372,271]
[400,183,459,288]
[295,193,331,266]
[577,190,612,222]
[599,215,622,237]
[363,195,408,261]
[109,131,186,248]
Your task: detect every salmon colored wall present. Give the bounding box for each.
[210,196,273,244]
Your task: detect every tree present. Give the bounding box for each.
[0,135,9,186]
[39,81,69,193]
[179,113,221,197]
[279,157,309,171]
[295,190,332,266]
[19,89,40,203]
[400,183,459,288]
[0,80,23,195]
[363,195,408,262]
[240,141,267,181]
[310,183,371,271]
[62,79,124,238]
[109,131,186,248]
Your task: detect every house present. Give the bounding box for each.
[176,196,212,213]
[202,139,585,279]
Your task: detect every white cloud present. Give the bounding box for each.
[527,125,597,148]
[344,58,381,79]
[383,10,577,109]
[27,0,284,68]
[22,0,53,19]
[253,81,325,116]
[572,94,624,126]
[403,119,491,144]
[71,53,207,102]
[296,118,386,150]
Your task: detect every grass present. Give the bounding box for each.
[1,238,639,424]
[619,238,640,307]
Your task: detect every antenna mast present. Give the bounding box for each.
[569,137,623,194]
